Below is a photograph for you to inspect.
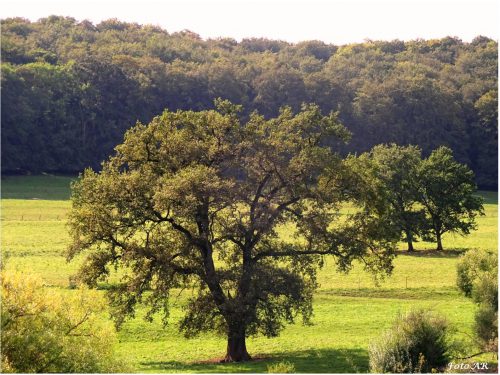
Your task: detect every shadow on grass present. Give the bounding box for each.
[321,287,459,300]
[1,175,74,200]
[477,190,497,205]
[397,249,467,258]
[139,347,369,373]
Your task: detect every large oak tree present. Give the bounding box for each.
[67,101,395,362]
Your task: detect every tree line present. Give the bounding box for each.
[1,16,498,188]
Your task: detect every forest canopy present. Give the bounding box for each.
[1,16,497,188]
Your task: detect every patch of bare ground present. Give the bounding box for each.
[194,355,269,364]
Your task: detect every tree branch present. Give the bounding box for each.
[250,173,271,219]
[65,311,90,335]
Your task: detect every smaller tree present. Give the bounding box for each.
[418,147,484,251]
[347,144,425,251]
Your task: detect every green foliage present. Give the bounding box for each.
[474,305,498,352]
[0,270,124,373]
[67,103,395,361]
[1,17,497,188]
[419,147,484,250]
[352,62,468,161]
[369,309,451,373]
[348,144,425,251]
[456,249,497,300]
[267,360,296,373]
[456,249,498,351]
[349,145,484,251]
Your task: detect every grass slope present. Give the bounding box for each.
[1,176,497,372]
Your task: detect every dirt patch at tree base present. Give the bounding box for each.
[194,355,270,364]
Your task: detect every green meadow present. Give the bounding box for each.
[1,175,498,373]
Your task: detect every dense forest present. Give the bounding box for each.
[1,16,498,187]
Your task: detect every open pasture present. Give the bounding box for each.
[1,175,497,372]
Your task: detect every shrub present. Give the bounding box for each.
[456,249,497,300]
[474,305,498,352]
[471,272,498,308]
[0,270,125,373]
[369,309,450,373]
[267,360,296,373]
[456,249,497,351]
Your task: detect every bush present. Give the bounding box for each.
[471,272,498,309]
[1,270,125,373]
[474,305,498,352]
[456,249,497,300]
[369,309,450,373]
[456,249,497,351]
[267,360,296,373]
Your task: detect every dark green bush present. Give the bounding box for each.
[456,249,497,351]
[472,273,498,309]
[456,249,497,300]
[369,309,450,373]
[474,305,498,352]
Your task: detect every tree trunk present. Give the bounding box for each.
[405,229,414,252]
[407,239,414,252]
[436,233,443,251]
[223,327,251,362]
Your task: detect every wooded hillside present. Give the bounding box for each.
[1,16,497,187]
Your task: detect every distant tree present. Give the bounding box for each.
[203,59,251,107]
[1,61,85,173]
[294,40,336,61]
[0,270,122,373]
[348,144,425,251]
[471,90,498,188]
[239,38,289,53]
[67,101,395,362]
[352,62,469,161]
[253,66,307,117]
[418,147,484,250]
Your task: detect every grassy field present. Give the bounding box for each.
[1,175,497,373]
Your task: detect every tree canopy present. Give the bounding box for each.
[349,144,484,251]
[67,102,396,361]
[418,147,484,250]
[348,144,425,251]
[1,17,497,188]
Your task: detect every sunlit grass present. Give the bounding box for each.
[1,176,497,372]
